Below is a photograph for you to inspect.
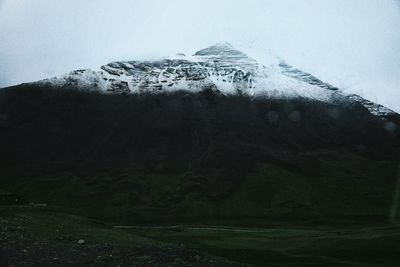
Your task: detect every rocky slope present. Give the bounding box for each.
[33,42,396,118]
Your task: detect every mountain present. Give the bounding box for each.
[33,42,396,118]
[0,43,399,225]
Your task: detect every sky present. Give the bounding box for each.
[0,0,399,112]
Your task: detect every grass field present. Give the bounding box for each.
[2,205,400,266]
[129,223,400,266]
[0,206,244,266]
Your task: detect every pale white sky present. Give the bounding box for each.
[0,0,399,111]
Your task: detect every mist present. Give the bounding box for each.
[0,0,399,112]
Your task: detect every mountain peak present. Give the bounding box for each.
[34,43,396,118]
[193,42,248,58]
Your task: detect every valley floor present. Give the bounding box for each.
[127,224,400,267]
[1,205,400,267]
[0,206,245,267]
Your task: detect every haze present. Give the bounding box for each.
[0,0,399,112]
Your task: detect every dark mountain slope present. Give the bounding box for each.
[0,84,399,224]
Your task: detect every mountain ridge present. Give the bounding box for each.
[18,42,396,118]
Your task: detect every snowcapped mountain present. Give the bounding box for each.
[35,42,396,118]
[2,44,400,230]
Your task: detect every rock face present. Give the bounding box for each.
[34,42,396,118]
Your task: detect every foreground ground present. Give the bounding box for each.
[0,206,245,267]
[1,206,400,266]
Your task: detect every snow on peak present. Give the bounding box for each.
[35,43,396,117]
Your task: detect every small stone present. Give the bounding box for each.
[77,239,86,245]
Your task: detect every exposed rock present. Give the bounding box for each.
[21,42,400,120]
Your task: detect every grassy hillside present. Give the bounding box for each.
[0,85,399,224]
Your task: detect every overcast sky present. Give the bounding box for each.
[0,0,399,111]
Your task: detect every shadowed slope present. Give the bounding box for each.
[0,84,399,224]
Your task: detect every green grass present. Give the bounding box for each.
[3,205,400,266]
[2,152,398,225]
[129,224,400,266]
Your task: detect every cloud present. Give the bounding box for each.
[0,0,399,112]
